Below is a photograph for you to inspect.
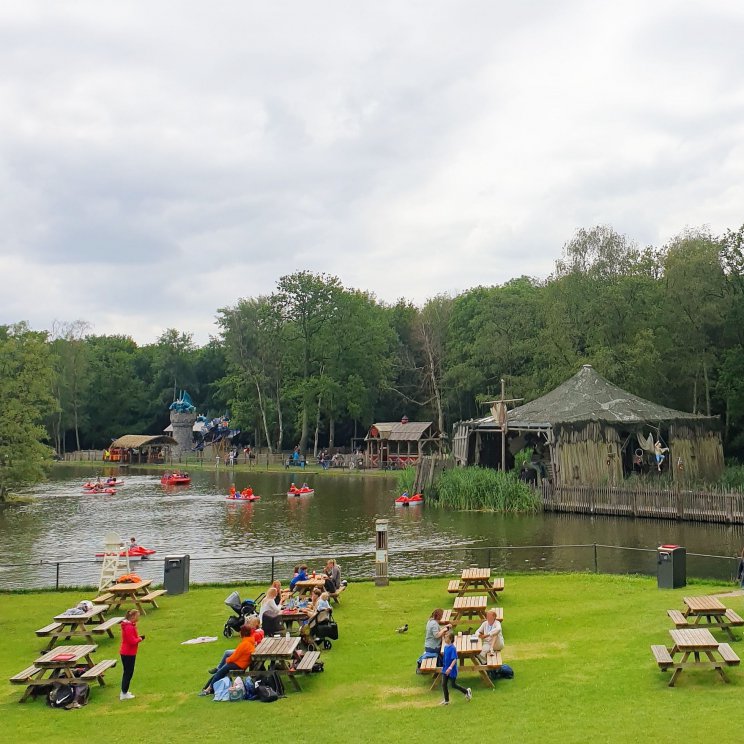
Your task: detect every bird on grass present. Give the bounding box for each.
[396,624,408,633]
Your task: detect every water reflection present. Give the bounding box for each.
[0,465,742,589]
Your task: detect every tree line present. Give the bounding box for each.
[3,224,744,489]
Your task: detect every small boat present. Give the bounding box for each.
[226,493,261,502]
[395,493,424,506]
[83,487,116,495]
[94,546,156,560]
[83,480,124,488]
[161,472,191,486]
[287,487,314,497]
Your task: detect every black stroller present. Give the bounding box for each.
[223,590,264,638]
[299,607,339,651]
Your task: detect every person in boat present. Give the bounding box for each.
[401,490,409,499]
[301,482,310,491]
[241,486,253,498]
[228,485,237,499]
[129,537,139,550]
[289,482,299,493]
[106,476,117,485]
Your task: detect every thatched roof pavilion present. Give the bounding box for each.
[107,434,178,464]
[364,420,441,468]
[453,365,723,485]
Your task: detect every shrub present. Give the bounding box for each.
[431,466,540,512]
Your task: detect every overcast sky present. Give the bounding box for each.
[2,1,743,344]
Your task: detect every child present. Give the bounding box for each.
[440,632,471,705]
[120,609,145,701]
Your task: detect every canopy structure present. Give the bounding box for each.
[365,421,441,468]
[452,366,723,485]
[106,434,178,464]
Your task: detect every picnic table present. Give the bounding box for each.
[292,577,326,595]
[9,644,117,702]
[674,596,744,640]
[651,628,741,687]
[107,579,166,614]
[447,569,505,602]
[248,636,307,691]
[280,608,310,632]
[447,596,489,627]
[36,604,123,651]
[419,633,502,690]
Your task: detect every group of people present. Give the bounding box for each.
[198,559,344,697]
[418,607,504,705]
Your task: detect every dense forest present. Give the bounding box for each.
[3,224,744,465]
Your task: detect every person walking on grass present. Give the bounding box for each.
[440,632,471,706]
[120,609,145,701]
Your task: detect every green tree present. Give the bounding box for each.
[0,323,56,500]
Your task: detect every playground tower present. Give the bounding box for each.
[169,391,197,459]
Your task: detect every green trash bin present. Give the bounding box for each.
[657,545,686,589]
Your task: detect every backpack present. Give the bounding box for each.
[228,676,245,701]
[488,664,514,680]
[311,661,324,673]
[47,683,89,709]
[242,676,257,700]
[255,683,279,703]
[264,667,285,696]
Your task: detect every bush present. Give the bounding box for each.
[431,466,540,512]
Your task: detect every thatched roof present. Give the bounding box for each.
[110,434,178,449]
[366,422,436,441]
[507,365,711,429]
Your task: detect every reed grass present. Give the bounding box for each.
[432,466,540,512]
[395,465,416,494]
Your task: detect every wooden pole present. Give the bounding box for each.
[501,378,507,472]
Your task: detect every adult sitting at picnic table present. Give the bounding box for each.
[207,618,265,676]
[259,588,284,636]
[199,625,256,696]
[290,564,309,591]
[417,608,451,670]
[324,559,344,592]
[476,608,504,663]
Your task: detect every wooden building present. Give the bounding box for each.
[365,420,441,469]
[452,365,723,486]
[107,434,178,464]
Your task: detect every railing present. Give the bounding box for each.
[1,543,740,591]
[542,483,744,524]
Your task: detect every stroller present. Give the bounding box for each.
[223,590,264,638]
[299,607,339,651]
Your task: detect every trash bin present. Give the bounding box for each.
[164,554,190,595]
[657,545,686,589]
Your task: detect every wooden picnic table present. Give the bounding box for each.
[447,569,505,602]
[420,633,502,690]
[681,596,743,640]
[36,604,123,651]
[292,577,327,595]
[107,579,166,614]
[280,608,311,632]
[448,596,488,627]
[10,644,117,702]
[249,635,304,691]
[651,628,741,687]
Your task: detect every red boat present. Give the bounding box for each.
[395,493,424,506]
[94,546,156,560]
[83,480,124,488]
[83,487,116,495]
[227,493,261,502]
[161,472,191,485]
[287,487,314,496]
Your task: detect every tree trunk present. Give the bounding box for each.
[329,416,335,450]
[73,403,81,451]
[702,360,711,417]
[423,329,445,435]
[313,393,322,457]
[275,380,284,453]
[692,372,698,415]
[299,402,308,454]
[254,378,273,453]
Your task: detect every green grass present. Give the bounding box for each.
[1,575,743,743]
[433,466,541,511]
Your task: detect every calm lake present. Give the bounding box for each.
[1,465,742,589]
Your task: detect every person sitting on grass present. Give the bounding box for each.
[441,631,472,706]
[200,626,255,696]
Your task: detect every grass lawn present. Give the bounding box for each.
[2,574,743,743]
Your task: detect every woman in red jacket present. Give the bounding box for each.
[119,609,145,700]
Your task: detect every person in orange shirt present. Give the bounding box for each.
[199,626,256,696]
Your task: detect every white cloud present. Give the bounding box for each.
[1,0,744,342]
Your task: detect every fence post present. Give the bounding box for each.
[593,544,598,573]
[56,562,60,590]
[487,548,492,569]
[270,556,275,583]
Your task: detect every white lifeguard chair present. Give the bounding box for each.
[98,531,131,591]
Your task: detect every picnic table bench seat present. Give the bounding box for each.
[35,622,63,637]
[717,643,741,666]
[651,645,674,670]
[667,610,690,627]
[294,651,321,673]
[485,651,503,669]
[80,659,117,684]
[10,666,41,684]
[140,589,167,604]
[447,580,463,593]
[92,592,114,604]
[419,657,441,674]
[91,617,124,633]
[724,609,744,626]
[491,578,505,592]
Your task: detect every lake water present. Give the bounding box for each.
[1,465,742,589]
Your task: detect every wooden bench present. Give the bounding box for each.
[140,589,167,606]
[651,645,674,670]
[717,643,741,666]
[441,607,503,626]
[10,666,41,684]
[294,650,321,673]
[35,622,63,637]
[447,580,463,594]
[92,592,114,604]
[80,659,117,685]
[92,617,124,635]
[485,651,503,668]
[667,610,690,628]
[724,609,744,626]
[492,578,505,592]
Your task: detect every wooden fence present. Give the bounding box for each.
[542,482,744,524]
